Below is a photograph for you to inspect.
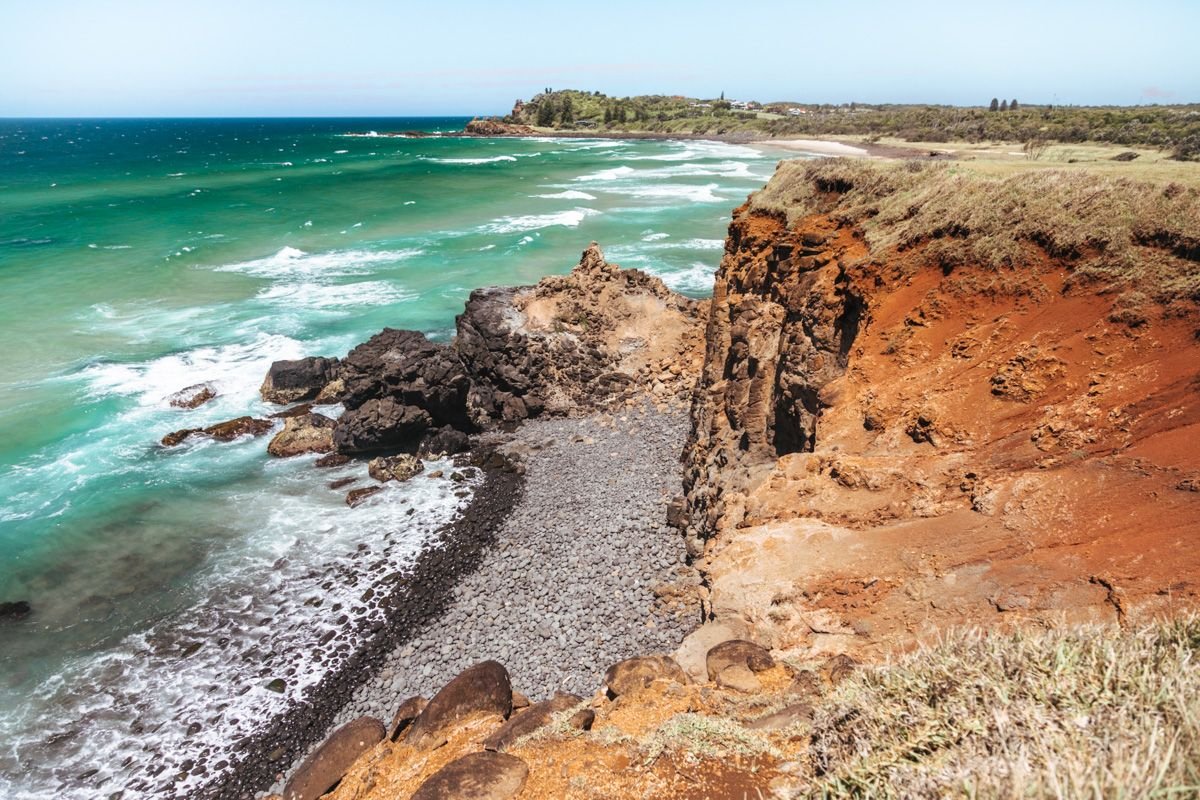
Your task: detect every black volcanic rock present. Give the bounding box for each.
[260,357,338,404]
[0,600,32,621]
[333,397,432,454]
[339,328,472,429]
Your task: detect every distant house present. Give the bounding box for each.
[689,102,712,109]
[787,108,808,116]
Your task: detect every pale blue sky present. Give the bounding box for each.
[1,0,1197,116]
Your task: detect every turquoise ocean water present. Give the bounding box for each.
[0,118,795,797]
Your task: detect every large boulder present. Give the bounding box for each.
[706,640,775,681]
[410,751,529,800]
[333,397,432,454]
[419,426,471,458]
[388,696,428,742]
[673,620,748,683]
[281,716,384,800]
[267,413,336,457]
[368,454,424,483]
[167,383,217,409]
[261,357,339,404]
[603,655,688,698]
[338,329,472,429]
[482,693,584,753]
[406,660,513,750]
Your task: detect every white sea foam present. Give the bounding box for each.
[606,182,726,203]
[214,246,424,279]
[481,207,600,234]
[429,155,517,165]
[642,232,670,242]
[256,280,414,311]
[81,332,308,409]
[574,165,636,181]
[532,189,597,201]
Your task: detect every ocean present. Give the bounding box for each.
[0,117,795,798]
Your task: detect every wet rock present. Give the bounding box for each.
[388,696,427,742]
[167,383,217,409]
[261,357,339,404]
[328,477,356,490]
[334,397,432,454]
[410,751,528,800]
[603,655,687,698]
[265,679,287,693]
[368,454,424,483]
[0,600,32,621]
[346,486,383,508]
[267,413,336,457]
[482,693,582,753]
[162,416,273,447]
[406,660,513,750]
[315,453,352,468]
[706,640,774,682]
[419,426,471,458]
[269,403,314,419]
[282,716,384,800]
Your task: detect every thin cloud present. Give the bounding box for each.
[1142,86,1174,99]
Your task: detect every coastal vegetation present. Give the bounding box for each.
[504,89,1200,158]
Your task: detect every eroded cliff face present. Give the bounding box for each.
[683,167,1200,662]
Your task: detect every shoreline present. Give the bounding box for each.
[244,405,699,798]
[205,451,525,799]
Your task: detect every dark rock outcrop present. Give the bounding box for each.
[409,751,529,800]
[419,427,471,458]
[333,398,433,454]
[464,118,539,136]
[406,660,513,751]
[281,716,384,800]
[261,357,339,405]
[345,486,383,507]
[338,329,472,429]
[0,600,32,621]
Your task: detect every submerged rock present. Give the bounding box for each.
[0,600,32,621]
[162,416,274,447]
[267,413,336,457]
[260,356,339,404]
[282,716,384,800]
[167,383,217,409]
[345,486,383,508]
[368,454,424,483]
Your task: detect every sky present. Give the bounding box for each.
[1,0,1197,116]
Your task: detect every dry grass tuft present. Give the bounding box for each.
[795,618,1200,799]
[752,160,1200,304]
[642,713,781,765]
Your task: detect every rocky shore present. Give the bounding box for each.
[262,405,699,797]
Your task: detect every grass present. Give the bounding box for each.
[750,159,1200,306]
[502,90,1200,158]
[794,618,1200,799]
[641,713,781,765]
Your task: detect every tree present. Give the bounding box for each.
[990,98,1000,112]
[1000,99,1009,111]
[559,94,574,126]
[720,90,725,101]
[1010,98,1019,111]
[536,98,557,127]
